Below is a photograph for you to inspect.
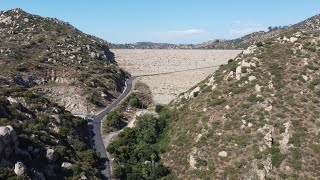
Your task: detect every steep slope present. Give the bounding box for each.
[163,29,320,179]
[0,8,129,179]
[0,79,99,179]
[0,8,127,114]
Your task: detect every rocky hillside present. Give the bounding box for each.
[0,8,128,114]
[163,29,320,179]
[0,79,99,179]
[199,13,320,49]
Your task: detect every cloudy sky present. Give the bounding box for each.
[1,0,320,44]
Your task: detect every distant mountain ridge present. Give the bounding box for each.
[109,41,194,49]
[111,13,320,50]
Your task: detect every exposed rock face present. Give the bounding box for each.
[243,45,257,55]
[51,114,61,124]
[14,161,27,176]
[0,126,11,145]
[279,121,291,153]
[46,149,58,163]
[0,126,18,160]
[236,66,242,80]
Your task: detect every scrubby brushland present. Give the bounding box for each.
[162,28,320,179]
[0,80,100,179]
[0,8,127,114]
[0,8,128,179]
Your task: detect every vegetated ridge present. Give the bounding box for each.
[0,8,128,114]
[162,26,320,179]
[0,8,128,179]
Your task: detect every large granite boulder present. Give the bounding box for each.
[46,149,58,163]
[14,161,27,176]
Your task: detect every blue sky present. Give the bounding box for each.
[1,0,320,44]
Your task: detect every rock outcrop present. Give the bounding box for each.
[46,149,58,163]
[0,126,18,159]
[14,161,27,176]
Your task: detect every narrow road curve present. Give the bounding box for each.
[92,63,224,179]
[92,76,136,180]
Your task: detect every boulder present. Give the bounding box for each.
[14,161,27,176]
[255,84,261,92]
[248,76,256,81]
[80,174,89,180]
[46,149,58,163]
[61,162,72,169]
[90,52,97,59]
[243,45,257,55]
[218,151,228,157]
[51,114,61,124]
[235,66,242,80]
[6,125,17,144]
[289,37,298,43]
[302,75,308,81]
[0,126,11,145]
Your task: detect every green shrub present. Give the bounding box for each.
[256,42,263,47]
[195,158,208,168]
[155,105,164,113]
[103,110,126,132]
[308,78,320,90]
[270,146,285,168]
[247,94,265,102]
[128,94,142,108]
[209,98,226,107]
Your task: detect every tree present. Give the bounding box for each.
[129,96,141,108]
[105,111,126,131]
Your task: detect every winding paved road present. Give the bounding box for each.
[92,76,136,179]
[91,64,224,179]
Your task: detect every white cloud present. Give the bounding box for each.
[151,29,209,44]
[155,29,206,38]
